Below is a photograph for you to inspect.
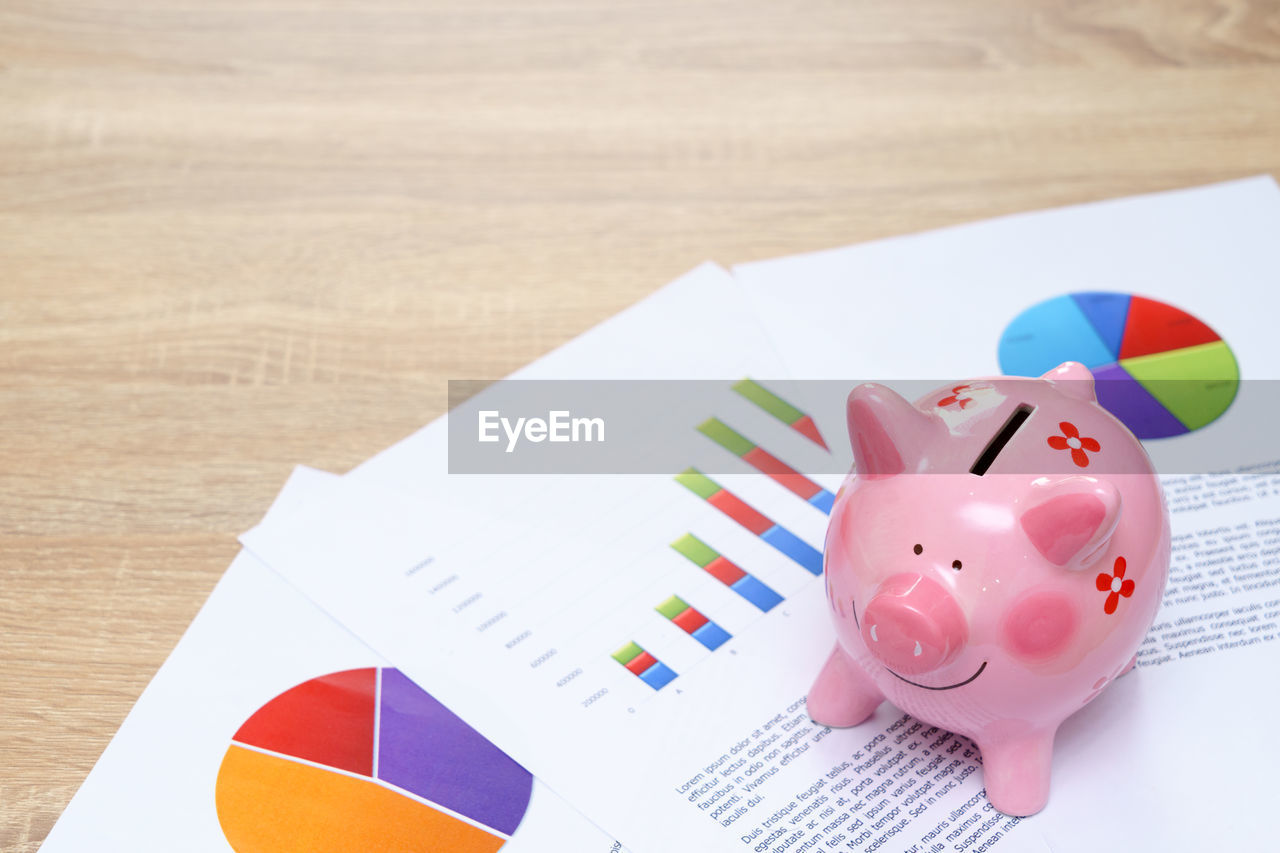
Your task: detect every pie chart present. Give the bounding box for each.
[998,292,1239,439]
[215,667,532,852]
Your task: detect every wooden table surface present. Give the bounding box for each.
[3,1,1278,848]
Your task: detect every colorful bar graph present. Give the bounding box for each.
[675,468,824,576]
[612,642,678,690]
[670,534,784,612]
[732,379,829,450]
[655,595,732,650]
[697,418,834,514]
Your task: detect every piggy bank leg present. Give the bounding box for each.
[978,725,1057,817]
[807,644,884,727]
[1119,654,1138,677]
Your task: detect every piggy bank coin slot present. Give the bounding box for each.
[969,403,1035,475]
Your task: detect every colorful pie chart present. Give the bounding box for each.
[998,292,1239,439]
[215,667,532,852]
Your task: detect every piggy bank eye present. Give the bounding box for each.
[952,560,963,571]
[913,544,923,555]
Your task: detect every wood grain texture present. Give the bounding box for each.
[2,1,1278,848]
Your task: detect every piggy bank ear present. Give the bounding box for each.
[1040,361,1097,403]
[1020,477,1121,568]
[847,383,939,477]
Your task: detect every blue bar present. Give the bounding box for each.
[761,525,824,575]
[809,489,835,514]
[730,575,783,612]
[639,662,678,690]
[691,621,731,651]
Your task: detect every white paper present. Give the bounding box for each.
[734,176,1280,381]
[39,469,621,853]
[242,252,1056,852]
[40,261,771,853]
[244,464,1280,853]
[243,181,1280,852]
[733,176,1280,477]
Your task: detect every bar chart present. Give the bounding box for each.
[669,534,783,612]
[674,468,823,575]
[697,417,835,513]
[655,595,732,650]
[732,379,829,450]
[612,642,678,690]
[606,382,832,688]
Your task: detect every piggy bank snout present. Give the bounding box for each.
[860,574,968,675]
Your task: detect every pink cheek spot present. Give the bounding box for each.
[999,591,1080,662]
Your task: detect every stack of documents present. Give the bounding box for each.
[41,176,1280,853]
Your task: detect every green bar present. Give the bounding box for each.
[733,378,803,425]
[656,595,689,620]
[671,534,719,567]
[675,467,720,500]
[697,418,756,457]
[612,641,644,665]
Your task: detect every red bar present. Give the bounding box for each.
[791,415,828,450]
[708,489,773,535]
[672,608,710,634]
[705,556,747,586]
[625,651,658,676]
[743,447,822,500]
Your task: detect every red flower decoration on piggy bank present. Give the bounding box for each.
[1096,556,1136,614]
[1048,421,1101,468]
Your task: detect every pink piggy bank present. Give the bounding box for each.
[808,362,1170,816]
